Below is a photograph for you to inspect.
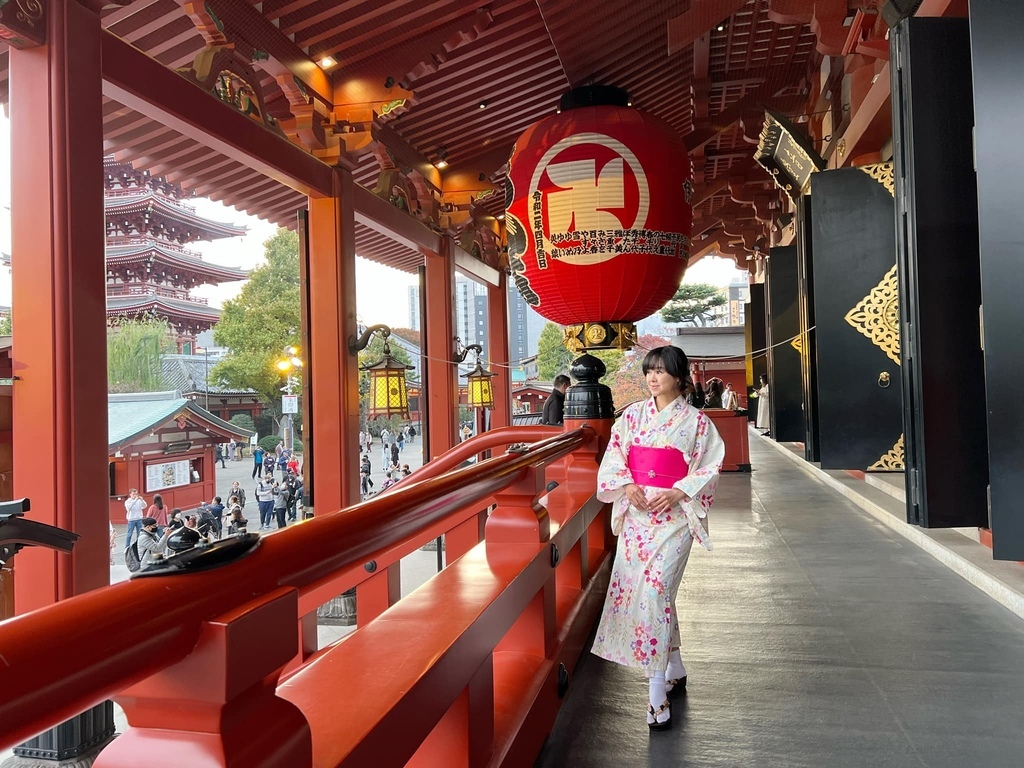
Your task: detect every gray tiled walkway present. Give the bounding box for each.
[536,437,1024,767]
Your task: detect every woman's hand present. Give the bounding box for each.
[647,488,690,514]
[622,484,650,510]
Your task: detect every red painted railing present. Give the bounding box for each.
[0,422,613,767]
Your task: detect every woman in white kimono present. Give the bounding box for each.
[754,373,770,433]
[592,346,726,730]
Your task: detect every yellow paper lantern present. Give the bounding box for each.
[362,351,413,420]
[461,360,496,409]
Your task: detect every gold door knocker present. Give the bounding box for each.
[878,371,891,388]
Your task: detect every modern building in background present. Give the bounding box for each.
[508,278,531,368]
[408,275,541,368]
[407,284,421,332]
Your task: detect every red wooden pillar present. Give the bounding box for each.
[424,239,459,458]
[487,273,512,429]
[9,0,108,611]
[307,169,361,512]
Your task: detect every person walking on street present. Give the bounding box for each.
[755,373,771,435]
[272,480,290,529]
[146,493,168,531]
[253,445,265,479]
[124,488,147,547]
[256,474,275,530]
[542,375,571,426]
[216,443,226,469]
[230,481,246,510]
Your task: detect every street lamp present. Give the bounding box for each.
[275,345,303,450]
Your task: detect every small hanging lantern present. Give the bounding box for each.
[350,324,413,420]
[454,338,496,409]
[462,359,496,409]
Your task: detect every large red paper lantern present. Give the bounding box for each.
[505,86,692,350]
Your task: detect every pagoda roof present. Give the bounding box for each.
[108,390,252,451]
[105,192,246,241]
[106,294,222,323]
[106,241,248,283]
[162,354,257,396]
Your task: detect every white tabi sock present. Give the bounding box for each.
[649,670,667,708]
[667,650,686,681]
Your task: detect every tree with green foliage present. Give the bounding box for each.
[0,315,11,336]
[211,228,301,406]
[107,316,174,393]
[229,413,256,433]
[536,322,573,381]
[660,282,727,326]
[605,335,672,408]
[535,322,623,382]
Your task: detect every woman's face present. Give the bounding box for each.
[646,363,680,399]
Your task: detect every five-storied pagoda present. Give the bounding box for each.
[103,156,247,352]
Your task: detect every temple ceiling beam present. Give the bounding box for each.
[353,183,442,259]
[173,0,333,108]
[668,0,752,55]
[684,64,806,152]
[100,30,333,198]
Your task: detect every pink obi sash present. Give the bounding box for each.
[627,445,689,489]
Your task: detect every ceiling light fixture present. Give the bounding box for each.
[435,160,449,169]
[716,23,726,32]
[320,56,337,69]
[478,101,488,109]
[435,146,449,169]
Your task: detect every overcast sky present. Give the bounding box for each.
[0,111,746,325]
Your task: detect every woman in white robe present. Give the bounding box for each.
[754,373,770,432]
[592,345,726,730]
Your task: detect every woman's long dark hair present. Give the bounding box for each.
[153,494,164,510]
[641,346,694,397]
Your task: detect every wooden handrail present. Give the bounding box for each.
[0,427,593,752]
[398,424,562,485]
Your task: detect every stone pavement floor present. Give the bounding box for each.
[535,435,1024,768]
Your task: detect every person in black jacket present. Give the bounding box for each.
[542,375,570,425]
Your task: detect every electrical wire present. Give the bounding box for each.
[395,326,816,372]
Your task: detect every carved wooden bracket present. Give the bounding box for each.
[0,0,47,49]
[768,0,848,57]
[178,44,287,138]
[183,1,228,46]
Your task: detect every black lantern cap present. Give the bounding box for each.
[559,85,630,112]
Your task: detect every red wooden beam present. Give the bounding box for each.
[668,0,751,55]
[353,182,443,258]
[171,0,332,107]
[100,30,333,198]
[684,65,805,152]
[837,63,891,166]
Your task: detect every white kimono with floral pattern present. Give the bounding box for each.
[591,396,726,674]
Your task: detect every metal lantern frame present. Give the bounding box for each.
[455,339,496,410]
[349,324,413,420]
